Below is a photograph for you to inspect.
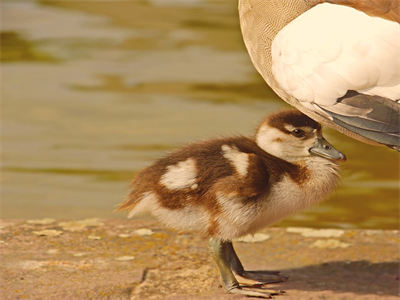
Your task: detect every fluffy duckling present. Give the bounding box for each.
[117,109,346,298]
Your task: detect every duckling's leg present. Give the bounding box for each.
[209,238,282,298]
[226,241,288,285]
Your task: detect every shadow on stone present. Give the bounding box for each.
[279,260,399,296]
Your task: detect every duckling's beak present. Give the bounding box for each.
[309,137,346,161]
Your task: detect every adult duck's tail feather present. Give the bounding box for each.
[317,91,400,151]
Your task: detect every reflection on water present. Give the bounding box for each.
[1,0,399,228]
[0,31,58,62]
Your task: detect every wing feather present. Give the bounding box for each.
[317,91,400,148]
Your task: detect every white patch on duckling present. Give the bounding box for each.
[221,145,249,177]
[283,124,296,132]
[160,158,197,190]
[256,124,317,162]
[256,126,286,157]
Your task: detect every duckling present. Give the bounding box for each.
[239,0,400,150]
[117,109,346,298]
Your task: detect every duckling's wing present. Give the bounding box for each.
[271,3,400,148]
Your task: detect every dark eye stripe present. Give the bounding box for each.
[291,129,305,138]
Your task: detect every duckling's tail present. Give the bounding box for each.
[114,190,141,215]
[114,174,145,216]
[115,167,157,217]
[115,176,157,218]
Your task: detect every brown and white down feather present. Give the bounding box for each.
[117,110,340,240]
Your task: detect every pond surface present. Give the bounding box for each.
[1,0,399,229]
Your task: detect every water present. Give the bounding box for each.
[1,0,399,229]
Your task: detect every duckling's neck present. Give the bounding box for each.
[246,155,340,234]
[298,156,339,170]
[295,156,340,199]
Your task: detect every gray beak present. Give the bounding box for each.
[309,137,346,161]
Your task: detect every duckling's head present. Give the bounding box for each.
[256,109,346,162]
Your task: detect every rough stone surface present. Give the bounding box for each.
[0,219,399,299]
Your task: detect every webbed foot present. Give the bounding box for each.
[235,270,288,285]
[228,286,284,298]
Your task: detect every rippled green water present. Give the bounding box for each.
[1,0,399,229]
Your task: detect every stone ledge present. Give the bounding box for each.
[0,219,399,299]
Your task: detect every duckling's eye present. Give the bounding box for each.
[291,129,305,138]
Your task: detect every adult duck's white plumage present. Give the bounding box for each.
[272,3,400,102]
[118,109,346,298]
[239,0,400,150]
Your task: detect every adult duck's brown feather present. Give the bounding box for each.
[326,0,400,22]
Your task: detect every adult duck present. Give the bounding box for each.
[239,0,400,150]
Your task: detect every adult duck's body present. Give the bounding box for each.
[239,0,400,150]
